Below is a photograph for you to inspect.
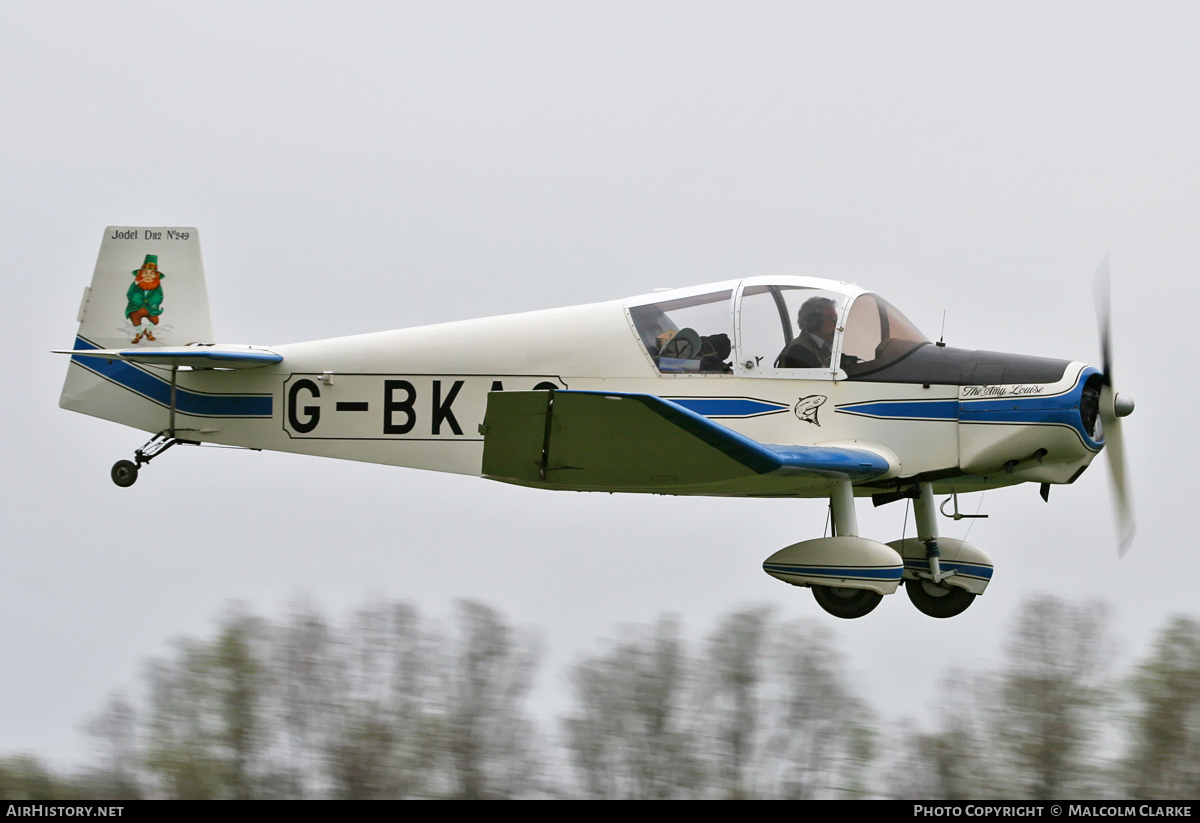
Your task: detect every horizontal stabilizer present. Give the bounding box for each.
[56,342,281,369]
[481,390,891,493]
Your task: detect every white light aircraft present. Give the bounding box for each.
[56,228,1135,619]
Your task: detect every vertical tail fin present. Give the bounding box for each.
[75,226,213,349]
[61,227,214,429]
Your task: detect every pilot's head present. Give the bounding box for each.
[799,296,838,342]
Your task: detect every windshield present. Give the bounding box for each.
[840,293,929,377]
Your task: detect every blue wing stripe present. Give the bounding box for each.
[562,391,891,481]
[764,444,893,475]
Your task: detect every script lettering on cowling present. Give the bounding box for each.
[961,384,1046,399]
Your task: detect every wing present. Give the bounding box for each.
[480,390,895,496]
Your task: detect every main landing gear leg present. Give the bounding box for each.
[811,480,883,619]
[110,367,198,487]
[906,482,975,618]
[830,479,858,538]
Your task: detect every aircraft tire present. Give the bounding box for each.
[811,586,883,619]
[111,460,138,488]
[905,579,975,618]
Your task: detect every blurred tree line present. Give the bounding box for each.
[2,596,1198,799]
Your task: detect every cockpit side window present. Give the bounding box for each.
[841,293,929,377]
[629,290,734,374]
[737,285,792,372]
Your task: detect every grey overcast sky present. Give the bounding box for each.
[1,2,1196,762]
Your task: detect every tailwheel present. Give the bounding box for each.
[812,586,883,619]
[111,460,139,488]
[110,431,200,488]
[905,578,975,618]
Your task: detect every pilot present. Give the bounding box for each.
[777,296,838,369]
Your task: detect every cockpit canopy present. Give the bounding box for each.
[626,277,929,378]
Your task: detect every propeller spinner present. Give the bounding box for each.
[1092,255,1136,556]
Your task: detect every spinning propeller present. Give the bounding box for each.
[1092,255,1137,556]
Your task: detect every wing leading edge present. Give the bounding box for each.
[480,390,893,496]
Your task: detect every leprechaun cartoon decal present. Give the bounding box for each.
[126,254,165,343]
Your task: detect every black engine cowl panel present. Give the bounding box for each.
[847,343,1071,386]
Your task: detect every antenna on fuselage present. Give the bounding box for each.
[937,310,947,347]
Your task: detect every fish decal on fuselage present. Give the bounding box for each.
[794,394,827,426]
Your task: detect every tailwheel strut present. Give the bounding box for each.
[109,366,198,487]
[111,432,199,487]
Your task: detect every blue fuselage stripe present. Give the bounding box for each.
[837,400,958,420]
[667,398,787,417]
[71,337,273,418]
[834,367,1103,450]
